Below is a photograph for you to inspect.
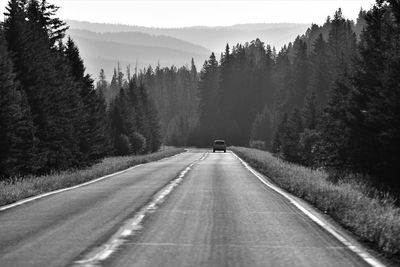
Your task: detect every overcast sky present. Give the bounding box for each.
[1,0,376,28]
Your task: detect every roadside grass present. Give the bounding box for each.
[0,147,185,207]
[231,146,400,257]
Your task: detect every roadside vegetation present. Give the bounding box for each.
[0,147,184,207]
[231,146,400,257]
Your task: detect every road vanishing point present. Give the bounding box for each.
[0,149,384,267]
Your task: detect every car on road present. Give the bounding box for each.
[213,140,226,153]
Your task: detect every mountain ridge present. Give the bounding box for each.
[66,20,310,78]
[70,36,209,79]
[66,19,310,52]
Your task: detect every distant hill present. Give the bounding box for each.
[68,29,211,55]
[67,20,309,53]
[68,35,210,79]
[66,20,310,78]
[66,29,211,78]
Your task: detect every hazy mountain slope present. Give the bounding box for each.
[68,29,211,55]
[73,37,209,78]
[66,20,310,52]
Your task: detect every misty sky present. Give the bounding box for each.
[0,0,375,27]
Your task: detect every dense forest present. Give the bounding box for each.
[189,1,399,191]
[95,62,197,146]
[141,61,199,146]
[0,0,161,179]
[190,8,365,147]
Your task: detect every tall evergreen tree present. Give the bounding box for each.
[290,38,309,108]
[0,28,36,177]
[318,79,352,170]
[138,83,161,152]
[272,113,288,155]
[64,37,111,162]
[109,88,133,155]
[194,53,220,146]
[281,108,304,163]
[308,34,331,105]
[96,69,108,97]
[302,90,319,130]
[327,8,357,79]
[272,46,292,127]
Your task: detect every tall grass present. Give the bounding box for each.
[231,146,400,256]
[0,147,184,207]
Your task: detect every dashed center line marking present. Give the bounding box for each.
[75,152,207,267]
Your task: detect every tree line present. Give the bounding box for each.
[96,66,161,155]
[140,61,199,146]
[0,0,161,179]
[99,60,199,147]
[192,2,399,190]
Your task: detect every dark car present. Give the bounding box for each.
[213,140,226,153]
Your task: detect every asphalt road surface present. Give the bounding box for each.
[0,150,375,267]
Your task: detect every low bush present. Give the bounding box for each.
[231,146,400,256]
[114,134,131,156]
[129,132,147,154]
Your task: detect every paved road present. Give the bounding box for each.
[0,150,372,267]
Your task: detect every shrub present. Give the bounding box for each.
[129,132,147,154]
[299,129,321,166]
[114,134,131,156]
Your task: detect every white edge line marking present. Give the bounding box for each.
[230,151,386,267]
[0,151,187,212]
[75,152,208,266]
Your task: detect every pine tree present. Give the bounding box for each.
[218,44,238,143]
[272,113,288,155]
[64,37,111,162]
[302,90,319,130]
[195,53,220,146]
[0,28,36,177]
[327,9,357,79]
[308,34,330,105]
[96,69,108,97]
[117,62,124,88]
[354,9,367,37]
[189,58,199,130]
[272,46,293,120]
[109,88,132,155]
[138,83,161,152]
[290,38,309,108]
[126,77,147,153]
[318,79,352,170]
[107,68,119,102]
[281,108,303,163]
